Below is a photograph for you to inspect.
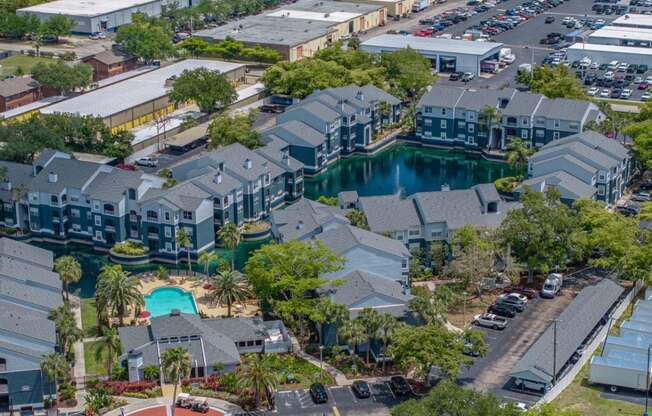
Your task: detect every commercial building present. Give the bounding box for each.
[41,59,246,133]
[0,142,303,261]
[611,13,652,30]
[415,85,603,150]
[566,42,652,66]
[344,0,415,17]
[360,34,503,74]
[510,278,623,394]
[588,26,652,48]
[82,49,138,81]
[18,0,195,34]
[516,131,632,205]
[0,76,55,113]
[264,85,401,174]
[195,0,387,61]
[0,238,62,412]
[119,312,291,381]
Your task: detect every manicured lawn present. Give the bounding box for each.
[84,340,111,377]
[0,54,53,75]
[81,298,99,337]
[265,354,334,389]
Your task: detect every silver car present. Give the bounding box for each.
[473,313,508,330]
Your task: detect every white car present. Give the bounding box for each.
[136,157,158,167]
[473,313,508,330]
[642,92,652,101]
[462,72,475,81]
[587,87,599,96]
[621,89,632,99]
[646,76,652,84]
[604,71,615,80]
[589,62,599,70]
[501,293,529,304]
[635,76,644,84]
[502,54,516,64]
[599,89,610,98]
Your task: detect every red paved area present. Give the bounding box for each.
[128,406,224,416]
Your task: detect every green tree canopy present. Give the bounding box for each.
[115,14,175,62]
[170,67,237,113]
[31,60,92,95]
[38,15,74,41]
[518,65,587,99]
[380,47,434,100]
[0,11,40,39]
[207,111,261,149]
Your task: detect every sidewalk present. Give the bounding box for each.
[71,296,86,389]
[290,335,350,386]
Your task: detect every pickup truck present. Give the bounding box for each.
[473,313,508,330]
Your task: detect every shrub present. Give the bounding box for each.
[102,380,157,396]
[59,51,77,61]
[494,176,522,194]
[112,241,147,256]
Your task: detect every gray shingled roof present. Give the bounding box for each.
[542,131,629,161]
[510,279,624,386]
[30,157,100,194]
[0,301,56,344]
[0,237,53,270]
[456,88,516,112]
[418,85,464,108]
[211,143,271,182]
[265,120,325,147]
[0,161,33,202]
[0,254,61,291]
[534,97,593,121]
[85,168,147,203]
[0,76,40,98]
[203,316,269,342]
[516,171,597,200]
[256,138,304,173]
[316,224,410,258]
[0,278,63,311]
[190,170,241,197]
[271,198,349,241]
[143,181,211,211]
[531,141,619,171]
[85,49,135,65]
[290,100,341,123]
[502,91,544,117]
[0,338,47,360]
[359,194,421,233]
[532,154,598,177]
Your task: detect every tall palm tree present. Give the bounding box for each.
[218,223,240,270]
[207,270,250,317]
[41,352,69,402]
[49,303,82,361]
[198,251,217,276]
[96,265,144,326]
[378,314,400,374]
[54,256,82,301]
[378,101,391,134]
[237,353,279,410]
[161,347,191,416]
[480,105,502,150]
[506,138,534,172]
[175,228,192,272]
[337,318,366,357]
[96,326,121,378]
[357,308,382,365]
[314,299,350,345]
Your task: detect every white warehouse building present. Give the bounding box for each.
[566,43,652,66]
[612,13,652,30]
[360,34,503,74]
[588,26,652,48]
[18,0,196,34]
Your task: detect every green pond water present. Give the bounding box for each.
[303,143,520,199]
[35,239,269,299]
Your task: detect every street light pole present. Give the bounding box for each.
[319,345,324,371]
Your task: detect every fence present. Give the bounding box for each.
[136,269,209,280]
[539,279,644,404]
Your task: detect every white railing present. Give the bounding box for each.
[539,279,644,404]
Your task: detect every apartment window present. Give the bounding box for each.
[457,121,465,128]
[440,120,447,129]
[223,195,229,205]
[165,242,172,252]
[409,230,420,236]
[522,118,528,126]
[72,224,81,232]
[104,203,114,214]
[431,230,443,238]
[164,211,170,221]
[51,195,58,205]
[521,130,528,139]
[29,207,38,215]
[183,211,193,220]
[469,113,474,120]
[506,117,517,125]
[255,340,263,346]
[87,226,92,233]
[71,208,80,218]
[535,118,545,126]
[93,201,100,211]
[441,108,447,115]
[247,340,255,347]
[553,120,560,128]
[128,189,136,200]
[95,230,102,240]
[597,185,605,196]
[147,210,158,221]
[536,130,545,138]
[468,124,475,133]
[425,106,432,113]
[569,122,579,130]
[553,131,560,140]
[424,118,432,126]
[401,259,408,268]
[70,195,79,202]
[94,215,101,226]
[165,226,171,238]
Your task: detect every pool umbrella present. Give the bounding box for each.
[139,310,151,319]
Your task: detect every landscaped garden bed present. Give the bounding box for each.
[306,346,402,378]
[241,221,271,241]
[110,241,150,265]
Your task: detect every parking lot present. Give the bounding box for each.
[272,382,413,416]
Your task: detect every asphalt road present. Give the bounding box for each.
[456,290,576,405]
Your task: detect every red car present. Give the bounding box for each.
[503,286,538,299]
[115,163,137,171]
[639,82,649,90]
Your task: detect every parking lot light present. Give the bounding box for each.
[319,345,324,371]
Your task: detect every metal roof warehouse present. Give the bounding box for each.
[360,34,504,74]
[566,43,652,66]
[40,59,246,132]
[588,26,652,47]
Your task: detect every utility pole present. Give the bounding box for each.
[551,319,562,386]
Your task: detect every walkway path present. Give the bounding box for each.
[71,296,87,389]
[290,335,350,386]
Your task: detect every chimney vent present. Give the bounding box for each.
[214,172,222,184]
[48,172,58,183]
[244,158,252,169]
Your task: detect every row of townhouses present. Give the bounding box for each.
[263,85,402,174]
[415,85,604,150]
[515,131,632,205]
[0,141,304,261]
[0,239,62,412]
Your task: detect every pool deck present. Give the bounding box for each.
[129,276,260,322]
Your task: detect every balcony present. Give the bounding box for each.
[0,384,7,394]
[148,232,159,239]
[129,214,138,222]
[105,225,115,232]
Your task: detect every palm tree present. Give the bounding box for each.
[175,228,192,272]
[337,318,366,357]
[41,352,69,402]
[357,308,382,365]
[54,256,82,301]
[49,303,82,361]
[506,138,534,172]
[314,299,350,345]
[218,223,240,270]
[96,326,121,378]
[480,105,502,150]
[378,314,400,374]
[237,353,279,410]
[96,265,144,326]
[207,270,250,317]
[378,101,392,134]
[198,251,218,276]
[161,347,191,416]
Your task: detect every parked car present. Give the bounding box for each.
[136,157,158,167]
[462,72,475,81]
[494,296,526,312]
[642,92,652,101]
[449,72,463,81]
[191,401,209,413]
[503,292,529,304]
[351,380,372,398]
[176,393,193,409]
[631,192,651,202]
[260,104,286,113]
[617,203,640,216]
[587,87,599,96]
[540,273,563,298]
[115,163,137,171]
[488,303,517,318]
[504,286,538,299]
[474,313,508,330]
[389,376,411,396]
[310,383,329,404]
[545,15,555,23]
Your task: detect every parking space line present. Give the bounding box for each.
[332,406,341,416]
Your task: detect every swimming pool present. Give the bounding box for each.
[144,287,198,317]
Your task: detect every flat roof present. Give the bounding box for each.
[266,9,361,22]
[41,59,245,118]
[167,123,209,148]
[613,14,652,28]
[0,95,65,119]
[283,0,383,14]
[195,16,337,47]
[590,26,652,42]
[18,0,160,17]
[361,34,503,56]
[568,42,652,56]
